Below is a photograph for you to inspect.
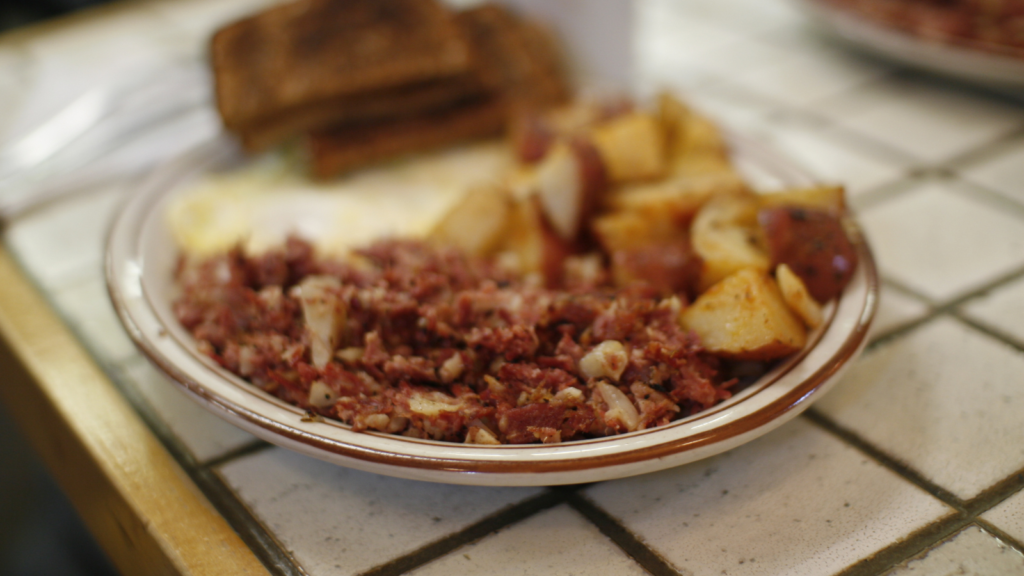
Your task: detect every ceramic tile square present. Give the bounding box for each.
[818,316,1024,500]
[858,181,1024,302]
[636,2,748,61]
[408,505,648,576]
[741,117,908,197]
[728,43,891,109]
[217,448,541,576]
[982,491,1024,544]
[884,525,1024,575]
[119,359,255,464]
[4,184,129,290]
[812,77,1024,163]
[962,141,1024,207]
[870,283,930,341]
[49,274,139,365]
[961,275,1024,348]
[674,0,806,34]
[585,418,951,576]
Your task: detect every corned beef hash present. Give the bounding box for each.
[173,94,859,445]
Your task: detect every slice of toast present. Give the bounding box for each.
[239,77,485,151]
[307,98,506,178]
[211,0,475,131]
[456,4,571,111]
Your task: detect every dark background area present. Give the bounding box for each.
[0,0,110,31]
[0,2,121,576]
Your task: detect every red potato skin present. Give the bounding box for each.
[569,137,609,242]
[512,112,556,164]
[611,238,703,299]
[759,207,858,302]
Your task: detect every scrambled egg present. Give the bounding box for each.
[168,142,514,257]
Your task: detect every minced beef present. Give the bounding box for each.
[174,237,737,444]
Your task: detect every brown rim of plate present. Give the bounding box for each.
[112,225,877,476]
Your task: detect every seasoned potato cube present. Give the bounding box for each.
[430,185,512,256]
[680,268,807,360]
[590,112,667,183]
[776,263,823,329]
[759,185,846,216]
[592,209,678,253]
[691,192,770,290]
[499,197,572,287]
[656,91,691,155]
[608,172,748,226]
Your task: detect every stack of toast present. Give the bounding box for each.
[211,0,570,178]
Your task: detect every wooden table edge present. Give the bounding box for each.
[0,247,270,576]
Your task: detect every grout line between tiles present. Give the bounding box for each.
[201,467,310,576]
[833,512,972,576]
[358,488,570,576]
[866,262,1024,352]
[565,491,681,576]
[803,409,966,510]
[951,313,1024,357]
[975,519,1024,558]
[943,125,1024,172]
[202,438,274,469]
[947,175,1024,223]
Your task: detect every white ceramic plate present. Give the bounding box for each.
[795,0,1024,88]
[106,133,878,486]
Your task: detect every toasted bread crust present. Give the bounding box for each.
[456,5,571,111]
[239,76,486,151]
[212,0,474,129]
[307,98,506,178]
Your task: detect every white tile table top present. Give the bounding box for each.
[810,76,1024,164]
[218,448,541,576]
[408,505,649,576]
[870,283,931,341]
[585,418,952,576]
[858,180,1024,303]
[884,525,1024,575]
[983,492,1024,544]
[3,0,1024,575]
[816,316,1024,500]
[961,275,1024,348]
[118,359,258,464]
[961,140,1024,207]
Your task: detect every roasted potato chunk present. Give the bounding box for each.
[680,268,807,360]
[759,185,846,216]
[691,192,770,290]
[759,206,858,302]
[608,171,748,226]
[430,184,512,256]
[499,197,573,287]
[590,111,668,183]
[776,263,823,329]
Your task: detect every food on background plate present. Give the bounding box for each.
[815,0,1024,59]
[172,93,860,445]
[211,0,569,176]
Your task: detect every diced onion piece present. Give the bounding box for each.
[297,275,345,369]
[439,354,464,383]
[408,390,463,417]
[465,426,501,445]
[308,381,338,409]
[554,387,584,403]
[776,263,823,329]
[579,340,628,382]
[335,347,363,363]
[364,414,390,431]
[596,381,640,431]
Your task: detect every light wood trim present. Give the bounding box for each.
[0,247,270,576]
